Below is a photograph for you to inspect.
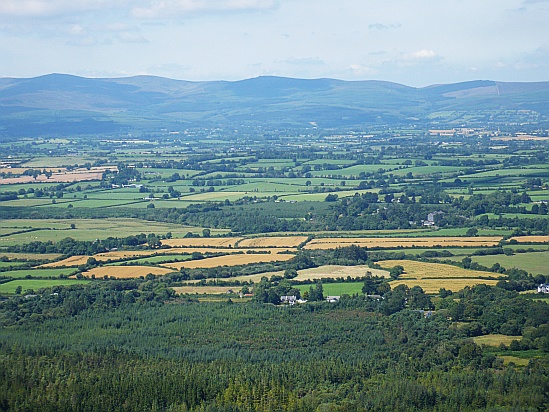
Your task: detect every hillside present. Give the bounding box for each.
[0,74,548,136]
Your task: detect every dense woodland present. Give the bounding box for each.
[1,280,549,411]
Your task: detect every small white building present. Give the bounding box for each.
[280,296,297,304]
[537,284,549,294]
[326,296,340,303]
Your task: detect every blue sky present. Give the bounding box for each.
[0,0,548,86]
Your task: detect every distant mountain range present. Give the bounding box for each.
[1,74,548,136]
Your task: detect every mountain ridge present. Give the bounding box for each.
[0,74,548,136]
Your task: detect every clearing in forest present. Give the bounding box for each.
[473,334,519,347]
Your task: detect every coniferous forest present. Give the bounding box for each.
[1,280,548,411]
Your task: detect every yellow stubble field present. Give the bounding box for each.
[82,266,174,279]
[379,260,495,279]
[305,237,503,249]
[172,285,237,295]
[237,236,309,248]
[390,279,499,294]
[42,247,298,268]
[378,259,500,293]
[161,237,243,248]
[162,253,296,270]
[41,250,159,267]
[509,236,548,243]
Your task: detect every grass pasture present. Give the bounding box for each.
[473,334,519,347]
[0,279,90,294]
[499,356,530,366]
[471,251,549,275]
[0,261,27,268]
[295,282,364,296]
[0,253,63,261]
[0,218,217,246]
[1,268,78,279]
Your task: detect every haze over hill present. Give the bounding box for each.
[0,74,548,137]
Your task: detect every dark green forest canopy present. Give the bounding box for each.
[1,282,548,411]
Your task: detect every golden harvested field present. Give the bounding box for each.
[0,167,117,185]
[43,250,160,267]
[238,236,309,248]
[379,260,493,279]
[163,253,295,269]
[305,236,502,249]
[82,266,174,279]
[509,235,548,243]
[172,286,237,295]
[162,237,243,248]
[294,265,389,280]
[165,247,295,254]
[0,167,67,175]
[473,334,519,347]
[42,247,297,267]
[209,265,390,285]
[390,279,498,294]
[41,256,92,267]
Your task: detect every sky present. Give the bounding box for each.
[0,0,548,86]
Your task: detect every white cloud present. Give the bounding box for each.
[132,0,278,19]
[0,0,115,17]
[118,31,148,43]
[348,64,376,76]
[368,23,401,31]
[283,57,325,66]
[67,24,86,36]
[406,49,438,60]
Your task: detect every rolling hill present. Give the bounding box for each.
[0,74,548,136]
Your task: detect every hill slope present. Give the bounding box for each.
[0,74,548,136]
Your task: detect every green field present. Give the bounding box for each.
[0,279,90,294]
[0,268,78,279]
[295,282,364,296]
[472,251,549,275]
[110,254,192,265]
[0,261,27,268]
[0,218,223,246]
